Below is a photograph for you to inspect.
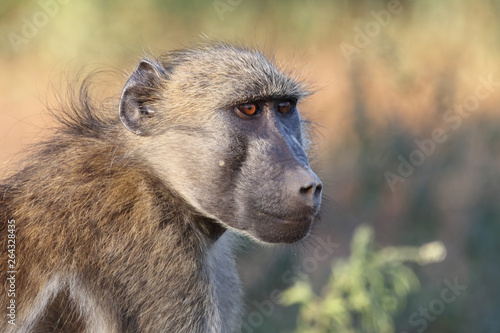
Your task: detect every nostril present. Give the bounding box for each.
[290,167,322,207]
[300,184,314,195]
[314,183,323,198]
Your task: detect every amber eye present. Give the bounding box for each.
[237,103,258,116]
[278,101,292,114]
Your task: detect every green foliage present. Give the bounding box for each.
[281,225,446,333]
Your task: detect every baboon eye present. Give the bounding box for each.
[237,103,258,116]
[278,101,291,114]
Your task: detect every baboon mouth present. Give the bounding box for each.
[253,211,314,243]
[255,210,315,225]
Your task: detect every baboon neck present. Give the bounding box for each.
[192,215,227,241]
[159,198,227,243]
[145,172,226,243]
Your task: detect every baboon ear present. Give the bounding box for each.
[119,59,166,136]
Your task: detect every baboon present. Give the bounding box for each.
[0,42,322,332]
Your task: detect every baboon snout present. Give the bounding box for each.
[286,167,322,212]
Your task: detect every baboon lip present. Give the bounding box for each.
[255,210,315,225]
[253,212,313,244]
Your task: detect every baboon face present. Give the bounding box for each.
[119,44,322,243]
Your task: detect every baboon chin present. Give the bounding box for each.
[1,41,322,332]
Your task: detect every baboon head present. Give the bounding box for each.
[119,43,322,243]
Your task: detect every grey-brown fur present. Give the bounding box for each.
[0,42,321,332]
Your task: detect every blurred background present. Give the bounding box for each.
[1,0,499,332]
